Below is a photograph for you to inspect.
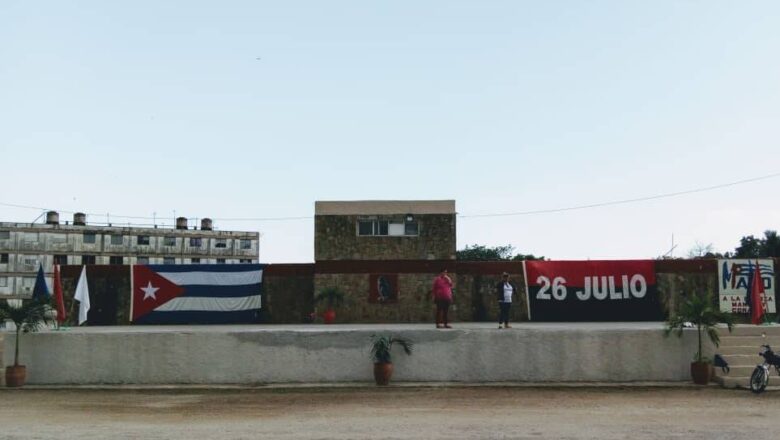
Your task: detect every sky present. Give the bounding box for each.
[1,1,779,263]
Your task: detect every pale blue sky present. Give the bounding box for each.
[1,1,778,262]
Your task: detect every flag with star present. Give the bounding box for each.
[131,264,265,324]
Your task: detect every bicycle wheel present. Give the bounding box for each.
[750,367,768,394]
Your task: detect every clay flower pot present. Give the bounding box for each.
[374,362,394,386]
[5,365,27,388]
[323,308,336,324]
[690,361,711,385]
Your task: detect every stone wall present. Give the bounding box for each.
[314,214,456,261]
[262,265,315,324]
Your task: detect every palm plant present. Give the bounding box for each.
[314,287,345,308]
[0,299,50,367]
[665,292,733,363]
[370,335,413,364]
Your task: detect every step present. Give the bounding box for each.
[716,324,780,337]
[717,345,767,356]
[714,365,763,377]
[718,336,780,346]
[715,354,765,367]
[717,375,780,390]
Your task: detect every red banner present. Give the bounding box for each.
[524,260,662,321]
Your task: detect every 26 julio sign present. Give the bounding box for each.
[523,260,662,322]
[718,259,775,314]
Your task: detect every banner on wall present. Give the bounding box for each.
[718,259,775,314]
[131,264,265,324]
[523,260,662,322]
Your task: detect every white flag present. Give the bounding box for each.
[74,266,90,325]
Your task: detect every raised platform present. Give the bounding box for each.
[1,323,706,385]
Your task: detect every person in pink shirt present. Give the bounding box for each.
[431,268,454,328]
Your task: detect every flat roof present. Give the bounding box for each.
[315,200,456,215]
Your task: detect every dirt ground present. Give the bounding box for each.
[0,386,778,440]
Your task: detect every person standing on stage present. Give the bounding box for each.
[496,272,518,329]
[432,268,454,329]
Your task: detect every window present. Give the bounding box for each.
[0,253,8,264]
[240,239,252,249]
[357,220,388,236]
[189,237,202,247]
[239,259,252,263]
[404,221,419,236]
[22,232,39,243]
[137,235,150,245]
[54,255,68,265]
[109,256,123,265]
[82,255,96,265]
[0,231,9,240]
[215,239,227,248]
[216,258,226,264]
[163,257,175,265]
[164,236,177,246]
[22,277,35,289]
[0,277,7,287]
[110,235,123,245]
[137,256,149,265]
[191,258,200,264]
[83,233,96,244]
[24,257,38,268]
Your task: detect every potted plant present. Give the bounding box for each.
[370,335,413,385]
[0,299,50,387]
[665,291,733,385]
[314,287,345,324]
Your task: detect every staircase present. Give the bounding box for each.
[713,324,780,389]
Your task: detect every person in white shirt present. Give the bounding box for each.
[495,272,518,329]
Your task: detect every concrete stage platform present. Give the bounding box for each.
[1,323,707,385]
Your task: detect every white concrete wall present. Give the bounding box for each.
[1,324,709,385]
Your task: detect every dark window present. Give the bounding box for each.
[137,235,150,245]
[137,256,149,265]
[0,231,10,240]
[164,236,177,246]
[358,221,373,236]
[191,258,200,264]
[189,237,202,247]
[240,239,252,249]
[163,257,175,265]
[109,256,123,265]
[54,255,68,265]
[0,253,8,263]
[110,235,123,245]
[82,255,96,265]
[404,221,419,236]
[215,239,227,248]
[216,258,226,264]
[83,233,96,244]
[239,259,252,263]
[357,220,389,236]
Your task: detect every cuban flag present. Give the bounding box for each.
[131,264,265,324]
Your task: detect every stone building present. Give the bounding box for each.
[0,211,260,298]
[314,200,456,261]
[311,200,458,323]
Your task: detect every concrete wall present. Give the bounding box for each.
[1,324,709,385]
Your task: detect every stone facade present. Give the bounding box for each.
[314,200,456,261]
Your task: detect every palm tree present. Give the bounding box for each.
[0,299,49,367]
[665,292,733,363]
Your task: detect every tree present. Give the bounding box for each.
[734,230,780,258]
[457,244,544,261]
[686,241,726,259]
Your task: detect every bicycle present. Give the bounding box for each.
[749,339,780,394]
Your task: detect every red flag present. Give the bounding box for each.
[53,264,67,324]
[750,260,765,325]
